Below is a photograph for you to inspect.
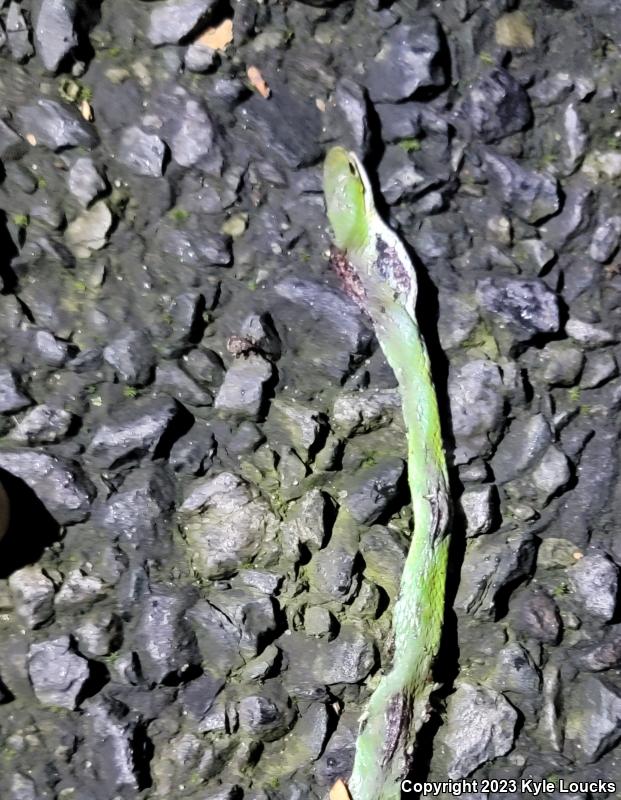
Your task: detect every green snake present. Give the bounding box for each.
[323,147,452,800]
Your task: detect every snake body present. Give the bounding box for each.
[323,147,451,800]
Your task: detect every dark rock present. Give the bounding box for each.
[135,587,200,684]
[462,68,532,142]
[483,150,560,223]
[155,362,213,406]
[572,627,621,672]
[68,157,107,208]
[8,566,55,629]
[162,291,206,354]
[33,329,71,366]
[208,586,279,659]
[455,531,536,618]
[214,354,273,419]
[589,216,621,263]
[448,359,505,464]
[6,1,34,62]
[81,694,145,791]
[154,219,231,266]
[341,457,405,525]
[565,675,621,763]
[103,329,156,386]
[239,79,321,168]
[238,686,296,742]
[15,99,97,150]
[180,472,279,579]
[476,278,560,344]
[0,367,31,413]
[490,642,541,694]
[184,40,218,72]
[0,448,95,524]
[75,610,123,657]
[187,598,244,675]
[460,484,496,536]
[365,16,446,102]
[333,78,370,155]
[97,464,176,546]
[511,589,562,644]
[148,0,218,46]
[87,396,181,467]
[569,553,618,622]
[169,420,216,475]
[0,118,27,160]
[375,102,423,142]
[180,672,225,719]
[117,126,166,177]
[274,277,373,381]
[28,635,90,708]
[443,683,518,779]
[378,144,436,204]
[35,0,79,72]
[491,413,552,484]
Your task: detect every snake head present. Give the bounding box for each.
[323,146,373,253]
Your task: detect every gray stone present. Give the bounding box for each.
[8,566,55,629]
[532,445,572,501]
[6,1,34,62]
[463,68,532,142]
[0,449,94,524]
[569,553,618,622]
[238,687,296,742]
[562,102,588,173]
[8,403,74,444]
[87,396,180,467]
[332,388,401,438]
[341,457,405,525]
[148,0,218,46]
[118,126,166,177]
[538,537,582,570]
[589,216,621,263]
[65,200,112,257]
[365,16,446,102]
[170,98,216,168]
[572,628,621,672]
[97,464,175,546]
[28,636,90,709]
[460,485,495,536]
[492,414,552,484]
[155,362,213,406]
[15,99,97,150]
[511,590,562,644]
[0,118,27,160]
[214,354,273,419]
[448,359,505,463]
[528,341,584,387]
[280,626,375,693]
[264,398,323,462]
[74,610,122,657]
[135,588,200,683]
[455,531,536,618]
[154,219,231,266]
[540,178,593,249]
[437,293,479,351]
[476,278,560,343]
[378,144,431,204]
[184,41,218,73]
[443,683,518,779]
[35,0,79,72]
[81,695,143,791]
[68,157,107,208]
[103,329,156,386]
[188,599,243,676]
[0,367,31,413]
[566,318,616,346]
[581,351,618,389]
[209,586,278,659]
[180,472,279,579]
[529,72,573,106]
[483,151,560,223]
[565,675,621,763]
[334,78,370,154]
[281,489,329,560]
[33,329,70,366]
[514,237,556,274]
[375,102,423,142]
[55,567,106,608]
[239,79,321,168]
[489,643,541,695]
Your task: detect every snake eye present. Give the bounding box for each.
[348,161,357,176]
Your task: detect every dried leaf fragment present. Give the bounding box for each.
[247,65,270,99]
[330,779,351,800]
[196,17,233,51]
[80,99,94,122]
[25,133,37,146]
[495,11,535,49]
